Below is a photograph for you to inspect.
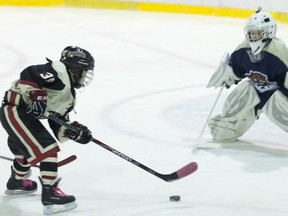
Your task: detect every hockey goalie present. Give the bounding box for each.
[207,7,288,142]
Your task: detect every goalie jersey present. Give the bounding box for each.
[230,37,288,109]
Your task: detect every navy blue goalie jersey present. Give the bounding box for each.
[230,37,288,109]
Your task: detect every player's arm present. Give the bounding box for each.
[16,64,57,118]
[48,113,92,144]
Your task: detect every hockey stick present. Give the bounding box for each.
[91,138,198,182]
[0,155,77,168]
[47,113,198,182]
[192,85,224,150]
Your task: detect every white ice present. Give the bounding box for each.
[1,6,288,216]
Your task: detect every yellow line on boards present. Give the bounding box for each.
[1,0,288,23]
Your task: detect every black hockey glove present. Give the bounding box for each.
[26,90,48,119]
[64,121,92,144]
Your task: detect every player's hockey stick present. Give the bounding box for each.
[47,113,198,182]
[0,154,77,168]
[91,137,198,182]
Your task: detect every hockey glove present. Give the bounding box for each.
[26,90,48,118]
[207,51,240,88]
[64,121,92,144]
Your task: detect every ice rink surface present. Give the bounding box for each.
[1,6,288,216]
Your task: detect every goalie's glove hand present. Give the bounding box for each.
[26,90,48,119]
[207,51,240,88]
[64,121,92,144]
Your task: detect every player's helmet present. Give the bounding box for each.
[60,46,95,89]
[244,7,276,55]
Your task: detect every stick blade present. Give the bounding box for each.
[58,155,77,167]
[160,162,198,182]
[176,162,198,178]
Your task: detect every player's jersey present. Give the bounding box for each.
[8,59,76,117]
[230,37,288,109]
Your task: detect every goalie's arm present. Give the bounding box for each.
[207,52,241,88]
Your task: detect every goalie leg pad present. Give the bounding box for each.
[208,81,260,142]
[264,90,288,132]
[209,110,257,142]
[222,81,260,116]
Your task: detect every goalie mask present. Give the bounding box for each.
[244,7,276,55]
[60,46,95,89]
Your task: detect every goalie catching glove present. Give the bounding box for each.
[26,89,48,118]
[64,121,92,144]
[207,51,241,88]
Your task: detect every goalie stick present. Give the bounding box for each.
[0,155,77,168]
[47,113,198,182]
[192,85,224,151]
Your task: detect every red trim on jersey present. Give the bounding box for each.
[6,104,60,166]
[7,106,42,156]
[15,80,39,89]
[29,147,60,166]
[9,91,17,104]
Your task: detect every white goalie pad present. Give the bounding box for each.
[284,72,288,89]
[222,81,260,116]
[263,90,288,132]
[208,81,260,142]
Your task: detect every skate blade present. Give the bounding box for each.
[43,201,77,215]
[5,188,37,195]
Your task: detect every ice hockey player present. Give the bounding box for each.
[207,7,288,142]
[0,46,95,214]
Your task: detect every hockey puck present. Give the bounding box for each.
[169,195,181,202]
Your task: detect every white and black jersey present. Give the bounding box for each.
[0,59,78,165]
[10,59,76,117]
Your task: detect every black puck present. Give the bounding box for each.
[169,195,181,202]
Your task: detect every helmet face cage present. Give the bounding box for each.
[244,9,276,55]
[246,28,265,42]
[78,68,94,87]
[60,46,95,89]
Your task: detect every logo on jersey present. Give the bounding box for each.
[40,72,55,82]
[245,70,278,93]
[36,95,48,101]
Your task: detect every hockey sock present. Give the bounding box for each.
[40,153,58,185]
[12,158,31,180]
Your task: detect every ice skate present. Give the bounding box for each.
[39,177,77,215]
[5,166,37,195]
